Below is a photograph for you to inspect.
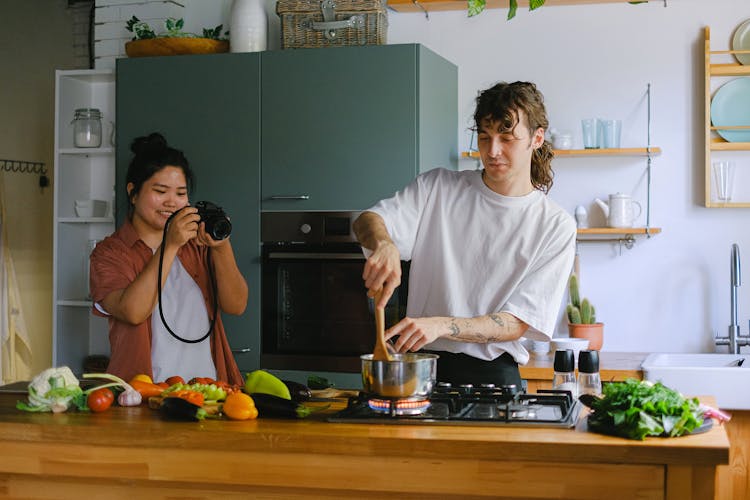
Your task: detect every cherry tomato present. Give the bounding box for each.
[87,387,115,413]
[165,375,185,386]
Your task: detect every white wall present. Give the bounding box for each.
[387,0,750,354]
[353,0,750,354]
[149,0,750,354]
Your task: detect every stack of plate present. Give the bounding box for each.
[710,19,750,143]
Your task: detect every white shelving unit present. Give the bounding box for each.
[52,69,116,372]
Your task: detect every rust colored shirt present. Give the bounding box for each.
[90,220,243,385]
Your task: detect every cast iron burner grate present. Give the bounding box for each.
[328,384,581,428]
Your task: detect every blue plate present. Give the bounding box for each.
[711,77,750,143]
[733,19,750,65]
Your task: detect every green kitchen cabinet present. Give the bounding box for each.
[115,44,457,375]
[260,44,458,211]
[116,53,262,373]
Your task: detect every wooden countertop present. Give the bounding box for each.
[0,389,729,499]
[521,351,647,381]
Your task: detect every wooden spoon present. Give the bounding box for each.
[372,289,392,361]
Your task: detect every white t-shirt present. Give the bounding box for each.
[150,256,217,382]
[367,168,576,365]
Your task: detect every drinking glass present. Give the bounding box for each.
[713,161,735,202]
[581,118,600,149]
[601,119,622,148]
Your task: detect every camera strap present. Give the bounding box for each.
[156,208,217,344]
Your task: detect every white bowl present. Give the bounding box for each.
[550,337,590,360]
[528,339,550,356]
[74,199,107,218]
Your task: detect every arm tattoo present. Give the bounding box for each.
[489,313,505,328]
[448,319,460,337]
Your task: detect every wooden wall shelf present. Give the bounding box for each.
[461,147,661,159]
[387,0,653,14]
[577,227,661,236]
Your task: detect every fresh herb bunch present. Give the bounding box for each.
[587,378,705,440]
[467,0,648,21]
[125,16,228,41]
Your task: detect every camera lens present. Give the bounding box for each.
[209,218,232,240]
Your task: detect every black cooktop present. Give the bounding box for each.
[328,383,582,428]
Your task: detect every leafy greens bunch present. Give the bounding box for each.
[587,378,705,440]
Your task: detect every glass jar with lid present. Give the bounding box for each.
[72,108,102,148]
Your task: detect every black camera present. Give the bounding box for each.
[195,201,232,240]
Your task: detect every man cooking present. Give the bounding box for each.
[353,81,576,388]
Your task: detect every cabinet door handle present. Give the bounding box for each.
[232,347,252,353]
[269,195,310,200]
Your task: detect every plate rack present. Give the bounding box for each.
[704,25,750,207]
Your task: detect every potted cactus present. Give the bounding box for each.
[566,273,603,350]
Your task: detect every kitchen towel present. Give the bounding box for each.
[0,172,32,384]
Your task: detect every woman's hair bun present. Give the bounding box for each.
[131,132,168,157]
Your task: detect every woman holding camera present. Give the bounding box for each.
[90,132,247,385]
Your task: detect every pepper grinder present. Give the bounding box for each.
[551,349,577,397]
[577,350,602,396]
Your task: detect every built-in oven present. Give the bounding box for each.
[261,212,409,373]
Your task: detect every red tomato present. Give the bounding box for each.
[87,387,114,413]
[165,375,185,386]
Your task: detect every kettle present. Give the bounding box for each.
[594,193,642,228]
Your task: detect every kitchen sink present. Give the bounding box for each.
[641,353,750,410]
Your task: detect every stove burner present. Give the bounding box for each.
[368,397,431,416]
[330,385,581,427]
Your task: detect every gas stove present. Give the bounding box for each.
[328,382,582,428]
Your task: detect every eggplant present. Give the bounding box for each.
[160,397,207,421]
[282,379,312,402]
[250,392,314,418]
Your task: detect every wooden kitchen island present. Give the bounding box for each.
[0,392,729,500]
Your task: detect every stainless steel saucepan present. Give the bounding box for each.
[361,353,439,399]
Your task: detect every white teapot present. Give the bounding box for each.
[594,193,642,228]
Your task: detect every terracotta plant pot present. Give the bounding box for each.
[568,322,604,350]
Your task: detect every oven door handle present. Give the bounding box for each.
[267,252,365,260]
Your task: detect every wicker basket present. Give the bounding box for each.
[277,0,387,49]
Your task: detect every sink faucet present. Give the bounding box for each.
[716,243,750,353]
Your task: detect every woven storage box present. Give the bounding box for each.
[277,0,387,49]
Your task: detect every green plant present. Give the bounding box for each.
[125,16,228,41]
[467,0,648,22]
[566,273,597,324]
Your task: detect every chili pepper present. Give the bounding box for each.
[129,379,167,398]
[163,390,204,407]
[222,393,258,420]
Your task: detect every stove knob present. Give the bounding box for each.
[300,223,312,234]
[479,383,496,389]
[458,383,474,395]
[501,384,520,397]
[436,382,452,392]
